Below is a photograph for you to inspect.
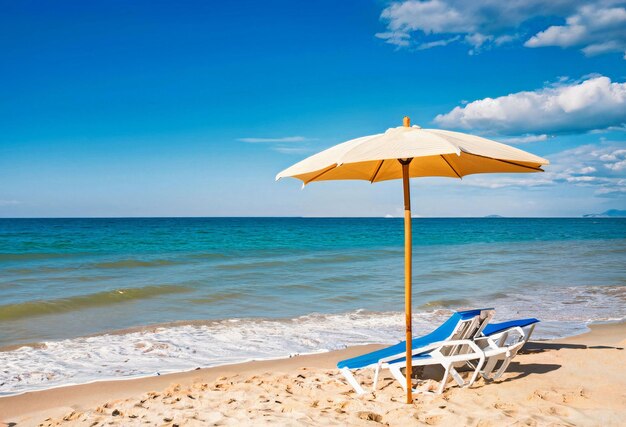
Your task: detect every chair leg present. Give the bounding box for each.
[449,367,465,387]
[468,355,485,387]
[493,357,513,379]
[340,367,366,395]
[524,324,536,344]
[497,331,509,347]
[437,365,451,394]
[372,364,381,391]
[489,324,534,380]
[481,357,499,379]
[389,365,407,392]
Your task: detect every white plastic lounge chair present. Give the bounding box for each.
[473,318,539,380]
[337,308,494,395]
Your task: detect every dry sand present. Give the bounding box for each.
[1,322,624,426]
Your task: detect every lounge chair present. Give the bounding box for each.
[337,308,494,395]
[473,318,539,380]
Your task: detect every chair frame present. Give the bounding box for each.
[339,310,494,395]
[473,323,537,380]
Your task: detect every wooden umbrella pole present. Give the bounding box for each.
[401,116,413,404]
[400,159,413,403]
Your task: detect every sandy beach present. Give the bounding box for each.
[1,322,624,426]
[3,0,626,425]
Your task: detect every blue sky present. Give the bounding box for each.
[1,0,625,217]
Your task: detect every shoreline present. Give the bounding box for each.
[0,347,337,399]
[1,315,621,396]
[3,315,623,353]
[0,344,384,424]
[1,322,624,426]
[0,318,621,387]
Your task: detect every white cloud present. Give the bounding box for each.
[237,136,309,143]
[580,166,597,173]
[237,136,318,155]
[494,34,518,46]
[434,76,626,135]
[378,0,473,37]
[602,149,626,170]
[417,36,460,50]
[463,176,554,189]
[499,134,549,144]
[0,200,20,206]
[525,5,626,57]
[375,32,411,47]
[377,0,626,59]
[271,145,317,155]
[463,142,626,197]
[465,33,492,48]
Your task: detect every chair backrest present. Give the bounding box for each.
[439,308,494,357]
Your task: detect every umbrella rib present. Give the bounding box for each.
[466,152,545,172]
[304,164,337,185]
[369,160,385,183]
[439,155,462,179]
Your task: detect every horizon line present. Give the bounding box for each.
[0,215,619,220]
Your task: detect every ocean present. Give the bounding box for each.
[1,217,625,395]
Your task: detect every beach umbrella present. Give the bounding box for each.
[275,117,549,403]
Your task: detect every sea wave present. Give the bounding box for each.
[0,252,74,261]
[214,260,289,270]
[419,298,472,309]
[0,309,412,396]
[212,253,378,271]
[0,284,624,396]
[92,259,180,269]
[188,291,248,304]
[0,285,192,321]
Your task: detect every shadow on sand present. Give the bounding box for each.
[414,339,624,389]
[524,341,624,353]
[380,338,624,390]
[477,339,623,385]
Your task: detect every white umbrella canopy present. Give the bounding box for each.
[276,118,549,403]
[276,124,549,184]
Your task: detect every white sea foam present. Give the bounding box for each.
[0,285,624,396]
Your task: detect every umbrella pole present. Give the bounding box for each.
[401,159,413,404]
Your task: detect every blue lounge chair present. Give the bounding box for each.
[474,317,539,380]
[337,308,494,395]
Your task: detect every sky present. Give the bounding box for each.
[1,0,625,218]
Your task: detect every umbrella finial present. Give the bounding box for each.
[403,116,410,127]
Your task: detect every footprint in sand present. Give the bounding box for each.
[562,387,590,403]
[545,405,569,417]
[357,411,383,423]
[422,414,442,425]
[494,402,517,417]
[531,389,562,402]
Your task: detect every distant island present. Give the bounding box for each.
[484,215,504,218]
[582,209,626,218]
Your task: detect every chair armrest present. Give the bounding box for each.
[473,335,498,348]
[438,339,484,355]
[485,326,526,346]
[378,339,483,364]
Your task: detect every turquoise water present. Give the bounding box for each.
[0,217,625,394]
